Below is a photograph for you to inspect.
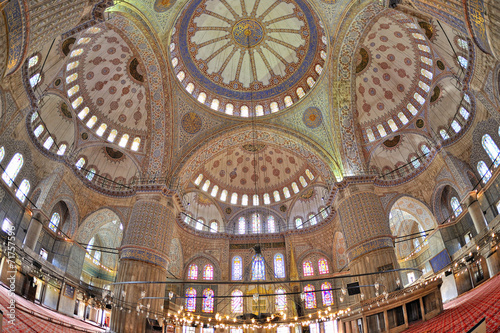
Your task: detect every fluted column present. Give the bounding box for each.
[465,191,488,234]
[23,211,44,250]
[335,177,400,299]
[110,186,178,333]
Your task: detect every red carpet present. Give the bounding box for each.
[0,285,103,332]
[404,274,500,333]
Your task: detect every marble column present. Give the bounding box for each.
[23,212,44,250]
[465,191,488,234]
[110,186,178,333]
[335,177,400,299]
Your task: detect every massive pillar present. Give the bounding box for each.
[23,211,44,250]
[110,186,178,333]
[334,177,400,299]
[465,191,488,234]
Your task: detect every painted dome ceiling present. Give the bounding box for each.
[170,0,327,116]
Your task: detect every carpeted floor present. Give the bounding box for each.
[0,285,104,332]
[404,274,500,333]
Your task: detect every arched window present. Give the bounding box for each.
[252,213,261,233]
[210,221,218,233]
[230,192,238,204]
[48,212,60,232]
[459,107,469,120]
[253,194,259,206]
[34,124,44,137]
[304,285,316,309]
[0,147,4,162]
[482,134,500,167]
[240,105,249,117]
[387,120,398,133]
[268,215,275,233]
[299,176,308,187]
[225,103,234,115]
[86,116,97,128]
[291,182,300,193]
[477,161,492,183]
[238,217,246,234]
[198,92,206,104]
[377,124,387,137]
[232,256,243,280]
[186,83,194,94]
[131,137,141,151]
[411,156,421,169]
[66,73,78,84]
[366,128,375,142]
[2,153,23,186]
[241,194,248,206]
[440,129,450,140]
[303,260,314,276]
[86,168,96,181]
[273,190,281,202]
[451,120,461,133]
[252,254,265,280]
[295,217,303,229]
[203,264,214,280]
[72,96,83,109]
[78,107,89,120]
[30,73,41,87]
[255,105,264,116]
[308,213,317,226]
[202,180,210,192]
[283,187,290,198]
[202,289,214,313]
[16,179,30,203]
[96,123,107,136]
[457,38,468,50]
[28,55,39,68]
[196,219,203,230]
[211,185,219,197]
[318,258,329,274]
[274,253,285,278]
[118,134,129,147]
[231,290,243,313]
[43,137,54,150]
[187,264,198,280]
[296,87,305,99]
[93,250,101,263]
[458,56,468,69]
[263,193,271,205]
[275,288,287,311]
[321,282,333,306]
[75,157,85,170]
[421,144,430,155]
[398,112,409,124]
[220,189,227,201]
[185,288,196,312]
[211,99,219,110]
[107,129,117,142]
[450,197,462,217]
[194,174,203,186]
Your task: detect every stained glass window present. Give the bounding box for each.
[96,123,107,136]
[457,38,468,50]
[283,187,290,198]
[232,256,243,280]
[268,215,276,233]
[284,96,293,107]
[418,80,430,92]
[255,105,264,116]
[420,57,432,66]
[75,157,85,170]
[70,49,83,57]
[230,192,237,203]
[241,194,248,206]
[295,218,303,229]
[194,174,203,185]
[211,99,219,110]
[119,134,129,147]
[275,288,287,311]
[414,93,425,105]
[417,44,431,53]
[482,134,500,167]
[252,213,261,233]
[451,197,462,217]
[388,119,398,132]
[210,221,218,233]
[321,282,333,306]
[198,92,206,104]
[253,194,259,206]
[177,71,185,82]
[231,290,243,313]
[203,264,214,280]
[240,105,249,117]
[66,61,79,71]
[304,285,316,309]
[421,69,433,80]
[303,261,314,276]
[225,103,234,115]
[299,176,308,187]
[411,156,421,169]
[16,179,30,203]
[274,253,285,278]
[291,182,299,193]
[31,112,38,123]
[270,102,279,113]
[477,161,492,183]
[263,193,271,205]
[318,258,329,274]
[186,83,194,94]
[49,212,60,232]
[0,147,5,163]
[377,124,387,137]
[196,219,203,230]
[297,87,305,99]
[86,116,97,128]
[78,107,89,120]
[77,37,90,45]
[464,94,471,104]
[307,77,315,88]
[238,217,246,234]
[220,189,228,201]
[202,289,214,313]
[252,254,265,280]
[366,128,375,142]
[72,96,83,109]
[188,264,198,280]
[43,136,54,149]
[185,288,196,312]
[421,145,430,155]
[2,153,23,186]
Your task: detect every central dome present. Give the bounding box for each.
[170,0,327,117]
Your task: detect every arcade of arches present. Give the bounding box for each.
[1,0,500,332]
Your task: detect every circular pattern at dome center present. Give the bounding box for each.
[170,0,327,117]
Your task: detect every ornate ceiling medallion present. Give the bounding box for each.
[170,0,327,116]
